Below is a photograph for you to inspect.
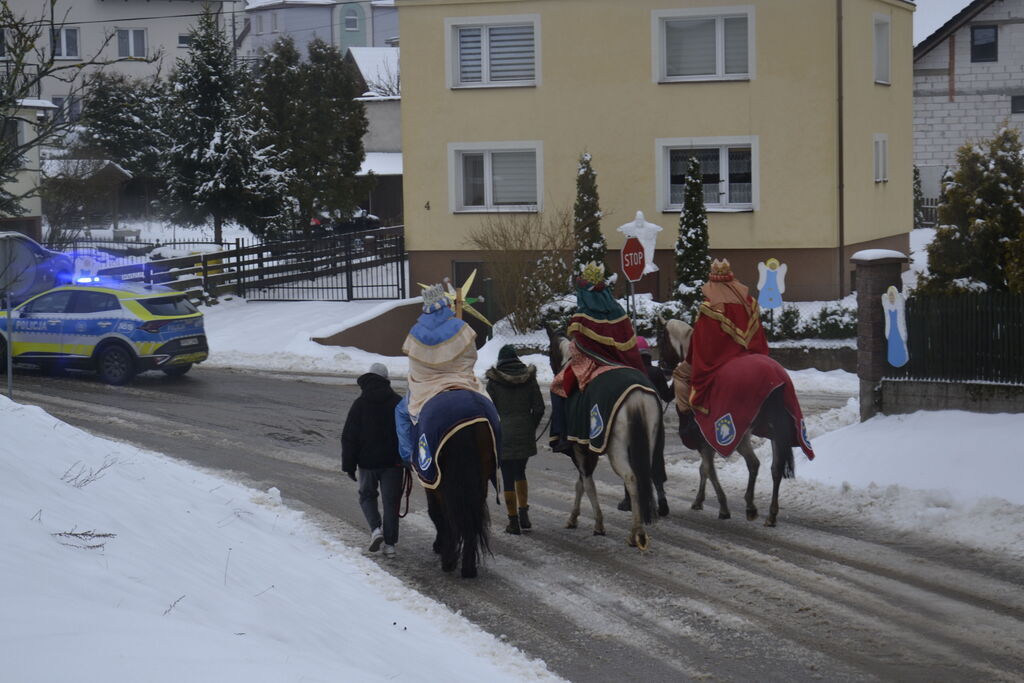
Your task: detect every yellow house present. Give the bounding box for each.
[398,0,914,301]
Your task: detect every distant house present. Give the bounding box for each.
[241,0,398,58]
[914,0,1024,199]
[1,100,59,241]
[348,48,402,225]
[399,0,914,301]
[3,0,238,118]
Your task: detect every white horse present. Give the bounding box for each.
[547,329,666,549]
[657,318,797,527]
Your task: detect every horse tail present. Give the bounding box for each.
[438,421,493,564]
[767,387,796,479]
[627,394,656,525]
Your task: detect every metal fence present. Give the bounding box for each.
[920,197,940,228]
[893,292,1024,384]
[53,238,234,271]
[91,227,407,303]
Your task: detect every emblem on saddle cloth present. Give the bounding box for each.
[417,433,433,471]
[588,404,604,440]
[714,413,737,446]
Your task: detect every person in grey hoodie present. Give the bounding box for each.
[485,345,545,535]
[341,363,403,557]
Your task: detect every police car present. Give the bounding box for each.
[0,280,208,385]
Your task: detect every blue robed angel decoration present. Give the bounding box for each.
[756,258,786,310]
[882,285,909,368]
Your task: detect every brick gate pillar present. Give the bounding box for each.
[850,250,909,422]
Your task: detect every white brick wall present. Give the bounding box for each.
[913,0,1024,196]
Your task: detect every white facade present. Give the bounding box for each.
[913,0,1024,198]
[4,0,238,108]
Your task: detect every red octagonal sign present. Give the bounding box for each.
[621,237,645,283]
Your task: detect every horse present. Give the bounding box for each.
[656,318,802,527]
[413,391,498,579]
[546,328,667,549]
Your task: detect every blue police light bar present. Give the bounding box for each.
[75,276,100,284]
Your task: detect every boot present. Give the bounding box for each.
[515,480,531,530]
[503,490,519,535]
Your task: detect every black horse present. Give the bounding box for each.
[422,417,497,578]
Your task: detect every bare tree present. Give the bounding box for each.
[0,0,148,217]
[466,208,574,334]
[364,56,400,97]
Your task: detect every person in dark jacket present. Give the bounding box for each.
[485,345,545,535]
[618,337,675,512]
[342,363,404,556]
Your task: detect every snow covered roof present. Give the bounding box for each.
[850,249,908,263]
[358,152,402,176]
[347,47,400,94]
[15,98,57,110]
[41,158,132,180]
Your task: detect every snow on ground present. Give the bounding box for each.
[681,399,1024,562]
[0,395,561,682]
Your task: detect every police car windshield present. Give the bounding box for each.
[137,296,197,316]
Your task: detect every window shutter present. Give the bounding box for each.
[458,27,482,84]
[488,24,534,82]
[117,30,129,57]
[491,151,537,205]
[723,17,748,75]
[665,19,716,77]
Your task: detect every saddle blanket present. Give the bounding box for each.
[566,367,657,454]
[683,353,815,459]
[413,389,501,489]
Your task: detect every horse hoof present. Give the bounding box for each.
[432,539,443,554]
[593,529,606,536]
[764,518,777,528]
[461,566,478,579]
[718,511,731,520]
[441,558,457,572]
[691,502,703,511]
[565,520,578,529]
[658,500,670,517]
[616,498,632,512]
[746,510,758,521]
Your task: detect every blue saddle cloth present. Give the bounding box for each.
[413,389,501,489]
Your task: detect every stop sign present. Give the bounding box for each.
[621,237,645,282]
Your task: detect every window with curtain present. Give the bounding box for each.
[874,15,891,83]
[450,16,537,87]
[117,29,146,58]
[659,11,750,81]
[455,147,538,210]
[666,145,753,210]
[51,27,80,58]
[971,25,997,63]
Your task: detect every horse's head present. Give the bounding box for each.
[546,326,570,374]
[658,318,693,372]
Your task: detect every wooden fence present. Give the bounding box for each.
[95,228,406,302]
[894,292,1024,384]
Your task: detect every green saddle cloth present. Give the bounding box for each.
[565,367,657,454]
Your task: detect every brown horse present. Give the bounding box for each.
[657,318,798,527]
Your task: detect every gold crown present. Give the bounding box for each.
[709,258,734,282]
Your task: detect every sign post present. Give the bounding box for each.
[620,237,645,328]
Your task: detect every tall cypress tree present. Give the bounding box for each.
[163,9,288,242]
[673,156,711,316]
[572,152,606,276]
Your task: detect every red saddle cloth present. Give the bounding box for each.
[688,353,815,459]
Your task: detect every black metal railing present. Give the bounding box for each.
[892,292,1024,384]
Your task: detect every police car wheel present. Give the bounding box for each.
[97,345,135,385]
[162,363,192,377]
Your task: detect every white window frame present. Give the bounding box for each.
[656,136,759,212]
[873,134,889,183]
[873,13,891,85]
[345,9,359,31]
[52,27,80,59]
[444,14,541,89]
[448,141,543,213]
[116,28,147,59]
[652,6,755,83]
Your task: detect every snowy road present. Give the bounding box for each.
[12,367,1024,682]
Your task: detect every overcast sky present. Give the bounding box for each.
[913,0,974,45]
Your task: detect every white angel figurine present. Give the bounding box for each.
[881,285,909,367]
[756,258,786,310]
